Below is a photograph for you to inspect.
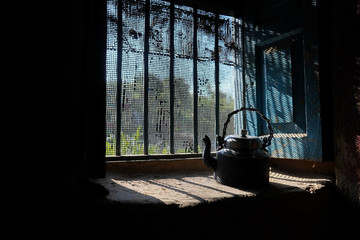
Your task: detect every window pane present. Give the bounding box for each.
[174,5,194,153]
[197,10,216,151]
[106,0,242,157]
[148,0,171,154]
[106,0,118,156]
[219,16,240,137]
[121,0,145,155]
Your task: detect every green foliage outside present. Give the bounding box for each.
[106,126,170,155]
[106,74,235,156]
[106,127,204,155]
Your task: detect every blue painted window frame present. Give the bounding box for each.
[255,28,306,136]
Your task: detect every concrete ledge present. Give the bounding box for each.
[97,159,333,207]
[105,158,209,175]
[80,160,358,239]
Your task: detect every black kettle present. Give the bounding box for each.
[202,107,274,188]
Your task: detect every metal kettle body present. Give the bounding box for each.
[202,107,274,189]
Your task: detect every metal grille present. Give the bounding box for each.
[106,0,241,158]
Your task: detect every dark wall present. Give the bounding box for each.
[331,0,360,205]
[317,0,360,205]
[5,1,107,235]
[6,1,107,178]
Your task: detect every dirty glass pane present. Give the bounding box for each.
[174,5,194,153]
[106,0,118,156]
[148,0,171,154]
[121,0,145,155]
[106,0,242,157]
[218,15,239,137]
[197,10,216,151]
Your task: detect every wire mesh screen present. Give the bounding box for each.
[121,0,145,155]
[173,5,194,153]
[264,46,294,124]
[106,0,322,160]
[218,16,241,137]
[197,10,216,151]
[148,0,171,154]
[106,0,118,156]
[106,0,240,157]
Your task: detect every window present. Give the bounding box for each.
[106,0,323,162]
[255,29,306,135]
[106,0,242,158]
[242,17,323,161]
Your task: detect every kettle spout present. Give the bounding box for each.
[202,135,217,171]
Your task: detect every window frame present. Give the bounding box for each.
[255,28,306,136]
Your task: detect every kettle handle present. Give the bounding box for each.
[218,107,274,149]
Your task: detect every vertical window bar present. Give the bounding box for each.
[234,18,242,135]
[241,18,247,130]
[116,0,123,156]
[169,1,175,154]
[144,0,150,154]
[193,7,198,153]
[215,13,220,138]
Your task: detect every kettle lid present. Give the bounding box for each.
[224,134,262,150]
[219,108,274,150]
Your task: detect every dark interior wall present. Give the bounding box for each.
[325,0,360,205]
[317,0,360,205]
[6,0,107,178]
